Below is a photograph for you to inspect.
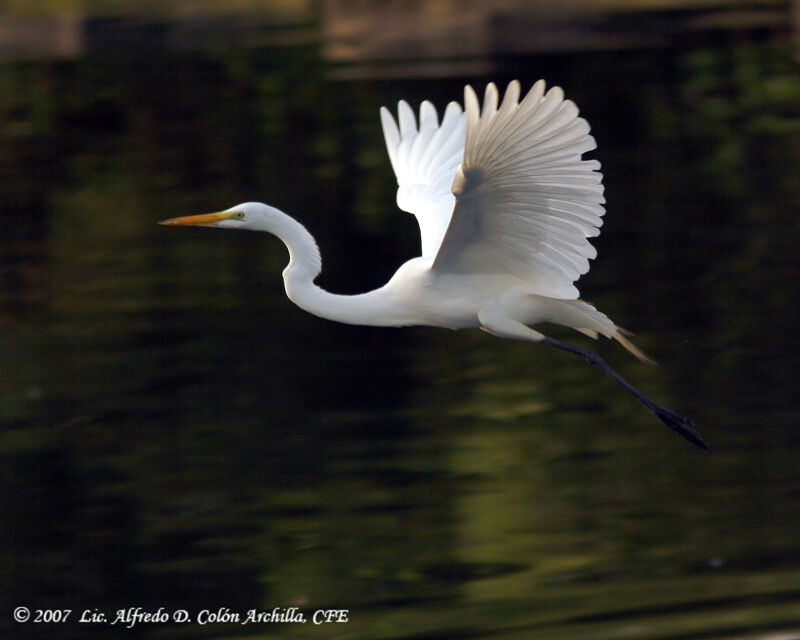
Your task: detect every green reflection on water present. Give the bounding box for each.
[0,40,799,640]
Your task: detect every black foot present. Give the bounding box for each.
[653,406,710,452]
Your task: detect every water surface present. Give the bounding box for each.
[1,41,799,640]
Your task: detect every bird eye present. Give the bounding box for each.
[235,211,245,220]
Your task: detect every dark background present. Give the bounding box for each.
[1,2,799,639]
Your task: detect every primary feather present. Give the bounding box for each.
[380,100,465,257]
[432,80,605,299]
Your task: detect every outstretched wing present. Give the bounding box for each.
[380,99,465,257]
[433,81,605,300]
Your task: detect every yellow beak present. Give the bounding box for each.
[159,210,237,226]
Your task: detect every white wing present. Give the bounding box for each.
[380,99,465,257]
[433,80,605,300]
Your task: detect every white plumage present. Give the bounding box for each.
[381,80,604,299]
[161,80,708,451]
[380,99,465,257]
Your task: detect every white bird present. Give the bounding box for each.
[161,80,708,451]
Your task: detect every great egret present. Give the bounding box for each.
[161,80,709,451]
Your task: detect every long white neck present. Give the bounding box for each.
[270,210,410,327]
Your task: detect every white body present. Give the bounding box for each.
[287,252,603,336]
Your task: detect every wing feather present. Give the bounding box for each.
[433,80,605,299]
[380,98,466,257]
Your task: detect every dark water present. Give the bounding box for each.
[1,40,800,640]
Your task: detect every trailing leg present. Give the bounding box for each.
[541,336,709,451]
[477,307,709,451]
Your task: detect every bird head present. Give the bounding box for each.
[159,202,280,231]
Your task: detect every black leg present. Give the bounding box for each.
[541,336,710,452]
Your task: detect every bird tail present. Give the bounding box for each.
[550,299,656,364]
[613,330,656,365]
